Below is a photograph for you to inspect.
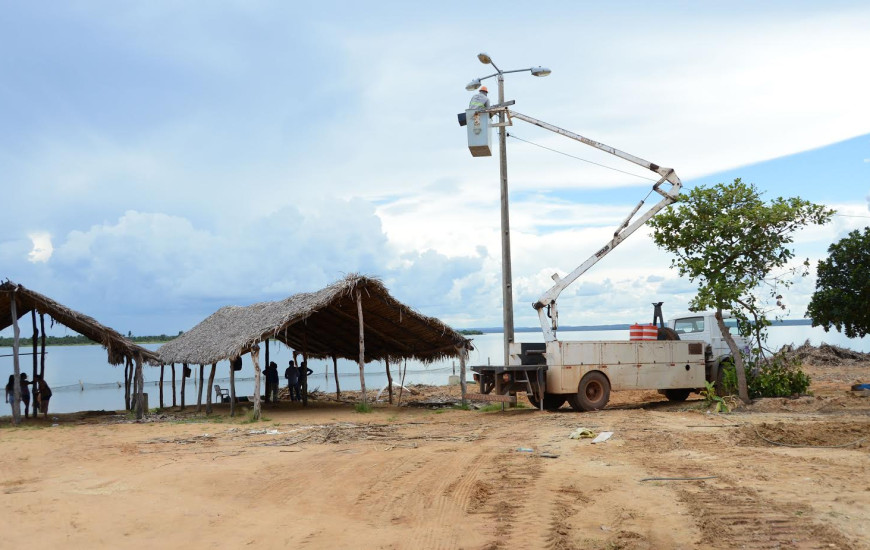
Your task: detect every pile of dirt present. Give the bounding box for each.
[779,341,870,366]
[734,420,870,450]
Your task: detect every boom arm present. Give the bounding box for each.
[495,110,682,343]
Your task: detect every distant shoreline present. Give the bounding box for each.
[0,319,815,348]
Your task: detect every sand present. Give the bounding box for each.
[1,360,869,549]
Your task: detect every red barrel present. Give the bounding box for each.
[629,324,659,341]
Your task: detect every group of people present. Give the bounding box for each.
[261,359,313,404]
[5,373,52,418]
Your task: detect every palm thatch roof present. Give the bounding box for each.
[158,274,471,366]
[0,280,160,365]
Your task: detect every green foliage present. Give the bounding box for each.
[478,403,505,412]
[700,381,730,413]
[719,354,811,398]
[0,333,177,347]
[354,402,373,413]
[649,178,833,323]
[453,403,471,411]
[457,329,484,335]
[807,227,870,338]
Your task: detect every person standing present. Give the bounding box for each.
[5,375,15,415]
[32,375,52,418]
[265,362,279,404]
[285,360,299,401]
[298,360,313,404]
[18,373,31,418]
[468,86,490,112]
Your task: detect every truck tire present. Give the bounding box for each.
[528,393,567,410]
[664,388,691,401]
[568,371,611,411]
[657,327,680,341]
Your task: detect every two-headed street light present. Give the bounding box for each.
[466,52,551,367]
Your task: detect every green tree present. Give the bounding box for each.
[807,227,870,338]
[649,179,833,403]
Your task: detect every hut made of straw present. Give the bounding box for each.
[158,274,471,365]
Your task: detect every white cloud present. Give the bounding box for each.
[27,232,53,263]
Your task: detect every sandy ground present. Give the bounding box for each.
[1,360,868,549]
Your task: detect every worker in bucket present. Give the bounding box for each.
[468,86,490,113]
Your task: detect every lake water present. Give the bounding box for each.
[2,324,868,414]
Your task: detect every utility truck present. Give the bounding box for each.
[468,109,746,411]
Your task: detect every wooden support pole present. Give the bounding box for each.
[459,346,468,407]
[356,289,367,404]
[229,358,237,417]
[333,355,340,400]
[171,363,177,407]
[251,344,262,420]
[10,290,22,425]
[131,357,138,408]
[124,358,131,410]
[196,364,204,413]
[180,362,187,410]
[385,357,393,405]
[134,353,145,420]
[398,359,408,406]
[39,313,45,379]
[302,333,309,406]
[264,338,270,404]
[31,310,38,383]
[159,365,165,409]
[206,363,216,414]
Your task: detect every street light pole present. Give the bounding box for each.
[467,54,550,367]
[496,72,514,367]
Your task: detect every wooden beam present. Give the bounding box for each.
[229,358,237,417]
[180,363,187,411]
[10,290,22,425]
[329,305,414,353]
[171,363,177,408]
[39,313,45,379]
[205,363,216,414]
[31,310,37,383]
[159,365,165,409]
[385,357,393,404]
[251,344,262,420]
[196,364,204,413]
[134,353,145,419]
[459,346,467,406]
[356,289,367,404]
[332,355,340,400]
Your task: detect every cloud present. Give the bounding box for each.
[27,233,53,263]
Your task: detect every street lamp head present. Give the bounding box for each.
[477,52,492,65]
[465,79,481,91]
[531,66,552,77]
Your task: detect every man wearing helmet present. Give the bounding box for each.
[468,86,490,113]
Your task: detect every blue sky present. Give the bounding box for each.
[2,1,868,337]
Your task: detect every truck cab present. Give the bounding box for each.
[667,312,750,366]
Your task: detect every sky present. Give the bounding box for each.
[1,1,869,337]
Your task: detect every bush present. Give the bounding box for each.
[720,353,811,398]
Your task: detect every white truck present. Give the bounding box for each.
[469,110,747,411]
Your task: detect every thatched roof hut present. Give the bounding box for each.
[158,274,471,365]
[0,280,159,365]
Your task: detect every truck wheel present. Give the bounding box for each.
[664,388,691,401]
[527,393,567,410]
[569,371,610,411]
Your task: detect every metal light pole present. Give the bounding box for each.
[466,53,551,366]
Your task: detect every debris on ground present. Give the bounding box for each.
[779,341,870,366]
[569,427,596,439]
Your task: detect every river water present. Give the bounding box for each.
[2,324,867,414]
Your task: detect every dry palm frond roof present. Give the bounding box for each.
[157,274,472,365]
[0,280,160,366]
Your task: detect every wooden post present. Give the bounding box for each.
[10,290,22,425]
[159,364,165,409]
[134,353,145,420]
[229,358,237,417]
[251,344,262,420]
[333,355,340,400]
[131,357,138,408]
[385,357,393,404]
[196,364,204,412]
[264,338,270,404]
[124,358,131,410]
[180,362,187,410]
[39,313,46,378]
[171,363,177,407]
[206,363,216,414]
[459,346,468,407]
[302,333,309,407]
[356,289,367,404]
[31,310,38,383]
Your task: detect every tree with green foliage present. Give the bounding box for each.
[649,178,833,403]
[807,227,870,338]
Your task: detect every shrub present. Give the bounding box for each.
[719,353,811,398]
